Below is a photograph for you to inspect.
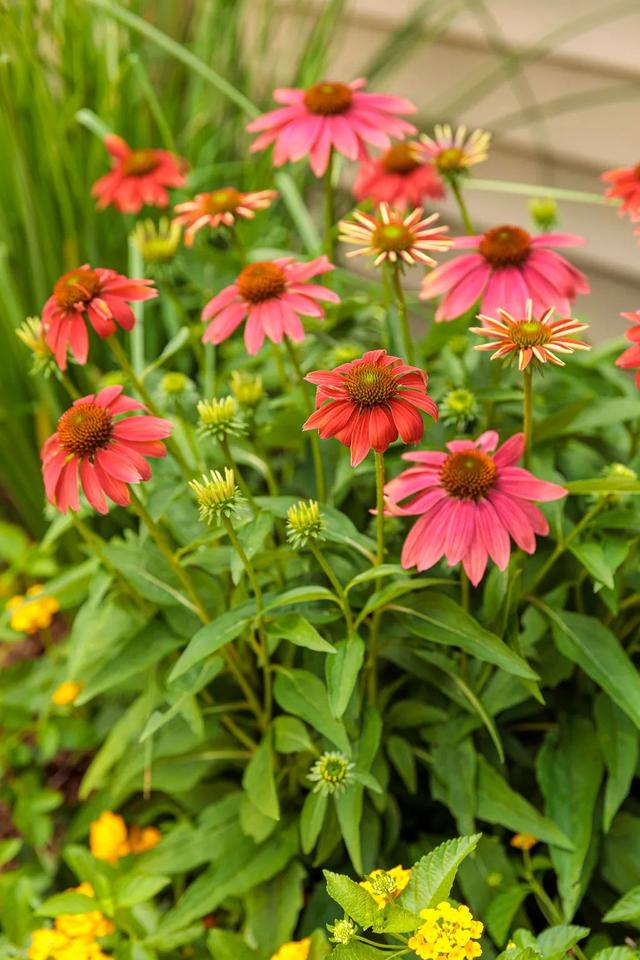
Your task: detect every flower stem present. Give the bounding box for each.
[367,452,387,705]
[450,176,475,234]
[55,370,81,401]
[218,435,259,516]
[283,336,326,501]
[522,366,533,468]
[108,335,194,483]
[527,499,607,592]
[374,451,386,567]
[460,568,470,612]
[390,263,414,364]
[309,540,354,635]
[324,148,335,260]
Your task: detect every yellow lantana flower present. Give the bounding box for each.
[510,833,538,851]
[51,681,82,706]
[128,825,161,854]
[408,901,483,960]
[89,812,130,864]
[360,865,411,909]
[270,938,311,960]
[6,585,59,634]
[56,884,114,941]
[28,928,69,960]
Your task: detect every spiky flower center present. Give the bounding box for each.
[237,262,287,303]
[57,404,113,457]
[205,188,241,215]
[286,499,325,548]
[510,319,552,348]
[479,225,531,267]
[121,149,161,176]
[441,449,497,500]
[344,362,398,408]
[304,81,353,116]
[436,146,465,172]
[382,143,421,174]
[372,222,414,253]
[53,269,101,309]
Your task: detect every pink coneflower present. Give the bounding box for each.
[352,142,444,209]
[41,265,157,370]
[470,300,591,371]
[420,225,589,322]
[173,187,277,246]
[41,386,172,515]
[339,203,452,268]
[303,349,438,467]
[385,431,566,585]
[615,310,640,388]
[420,124,491,176]
[247,79,416,177]
[92,134,187,214]
[601,163,640,220]
[201,256,338,354]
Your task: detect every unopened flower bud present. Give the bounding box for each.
[197,396,247,440]
[308,751,354,796]
[286,500,325,549]
[133,218,181,264]
[328,918,358,944]
[229,370,263,408]
[189,468,244,525]
[529,197,558,232]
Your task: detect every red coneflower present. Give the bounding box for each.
[247,78,416,177]
[601,162,640,220]
[616,310,640,388]
[41,265,157,370]
[352,142,444,210]
[201,256,338,355]
[92,134,187,214]
[303,349,438,467]
[41,386,172,514]
[173,187,277,246]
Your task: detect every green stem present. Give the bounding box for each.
[219,436,258,516]
[460,569,470,612]
[467,176,618,207]
[374,452,386,567]
[309,540,354,635]
[283,336,326,501]
[324,149,335,259]
[528,499,607,592]
[390,263,414,364]
[367,452,386,705]
[128,235,145,375]
[55,370,81,401]
[108,336,194,483]
[523,366,533,468]
[450,176,475,234]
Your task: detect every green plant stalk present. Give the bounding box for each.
[467,177,614,206]
[528,498,608,592]
[374,452,386,567]
[460,568,470,613]
[283,336,326,501]
[324,148,335,259]
[309,539,354,635]
[221,515,271,726]
[449,176,475,234]
[390,263,414,364]
[218,435,259,516]
[523,366,533,468]
[128,236,145,375]
[367,452,387,704]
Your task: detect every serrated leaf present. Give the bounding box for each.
[536,924,589,960]
[324,871,379,928]
[398,834,482,913]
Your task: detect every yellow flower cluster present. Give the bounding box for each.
[270,939,311,960]
[360,865,411,909]
[6,585,59,634]
[89,811,161,864]
[408,901,483,960]
[28,884,113,960]
[510,833,538,851]
[51,681,82,706]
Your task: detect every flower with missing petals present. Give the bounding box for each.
[421,125,491,177]
[308,751,355,796]
[470,300,590,371]
[173,187,277,246]
[286,500,326,549]
[339,203,451,268]
[189,468,244,525]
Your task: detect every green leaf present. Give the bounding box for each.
[0,838,21,867]
[565,477,640,494]
[543,607,640,728]
[569,542,614,589]
[345,564,404,592]
[536,925,589,960]
[273,716,314,754]
[326,634,365,718]
[265,586,340,612]
[78,627,182,702]
[273,669,350,753]
[477,758,574,850]
[396,594,538,680]
[387,735,417,794]
[244,862,305,955]
[335,784,364,874]
[331,945,391,960]
[207,930,259,960]
[169,604,254,681]
[267,614,336,654]
[37,892,98,917]
[537,718,604,919]
[603,885,640,923]
[591,950,640,960]
[300,790,327,854]
[243,731,280,821]
[324,871,380,929]
[114,875,170,908]
[398,833,482,913]
[595,694,639,832]
[79,693,153,799]
[485,885,528,946]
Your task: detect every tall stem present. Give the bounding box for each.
[283,336,326,501]
[523,367,533,468]
[219,435,258,516]
[460,568,470,612]
[367,452,386,705]
[309,540,354,636]
[450,177,475,234]
[374,452,386,567]
[324,148,335,260]
[390,263,414,364]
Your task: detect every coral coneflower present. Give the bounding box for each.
[201,256,338,355]
[353,142,444,209]
[92,134,187,214]
[471,300,591,370]
[41,265,157,370]
[385,431,566,585]
[601,162,640,220]
[247,79,416,177]
[41,386,172,515]
[616,310,640,388]
[339,203,451,267]
[420,225,589,322]
[421,125,491,176]
[303,349,438,467]
[173,187,277,246]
